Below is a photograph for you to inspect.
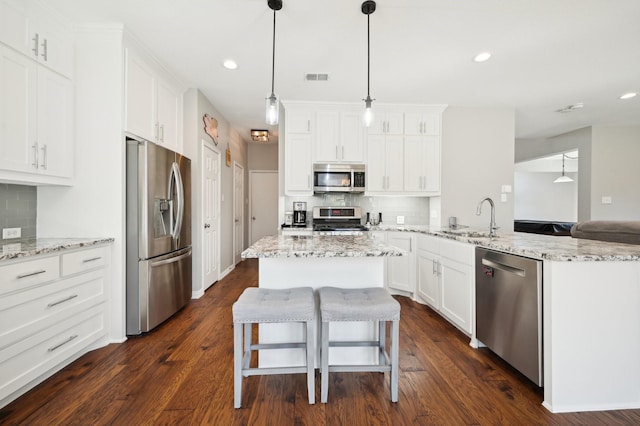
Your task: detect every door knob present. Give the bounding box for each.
[252,217,256,220]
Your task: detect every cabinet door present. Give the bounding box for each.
[285,109,313,134]
[156,78,180,151]
[385,135,404,192]
[340,111,364,162]
[385,112,404,135]
[125,49,156,142]
[403,112,423,136]
[403,135,423,192]
[366,134,386,191]
[404,112,440,136]
[0,0,31,57]
[417,249,440,309]
[439,257,473,334]
[314,110,340,162]
[0,45,37,173]
[387,232,415,293]
[421,135,440,192]
[37,66,73,177]
[35,15,73,78]
[284,133,312,195]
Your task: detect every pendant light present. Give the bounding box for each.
[265,0,282,125]
[553,154,574,183]
[362,1,376,127]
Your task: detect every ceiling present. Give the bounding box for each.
[46,0,640,145]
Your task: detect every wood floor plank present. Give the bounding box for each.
[2,258,640,425]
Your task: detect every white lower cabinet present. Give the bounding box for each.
[0,244,110,408]
[386,232,416,294]
[416,234,474,334]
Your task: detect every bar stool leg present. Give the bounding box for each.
[306,319,315,404]
[378,320,385,366]
[234,323,243,408]
[391,319,400,402]
[320,321,330,403]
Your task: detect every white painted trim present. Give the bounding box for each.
[219,264,235,281]
[233,161,245,266]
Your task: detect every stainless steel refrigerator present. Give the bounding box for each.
[126,136,192,335]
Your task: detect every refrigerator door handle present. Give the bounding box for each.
[150,249,192,267]
[169,162,185,240]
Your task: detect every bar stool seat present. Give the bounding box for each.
[232,287,316,408]
[318,286,400,403]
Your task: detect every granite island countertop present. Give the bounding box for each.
[0,237,115,262]
[372,224,640,261]
[242,234,404,259]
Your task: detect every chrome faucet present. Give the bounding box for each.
[476,197,499,237]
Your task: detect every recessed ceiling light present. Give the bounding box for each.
[223,59,238,70]
[473,52,491,62]
[620,92,637,100]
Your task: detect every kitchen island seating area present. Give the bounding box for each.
[318,287,401,403]
[232,285,401,407]
[232,287,316,408]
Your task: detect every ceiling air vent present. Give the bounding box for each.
[305,73,329,81]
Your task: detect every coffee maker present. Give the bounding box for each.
[292,201,307,227]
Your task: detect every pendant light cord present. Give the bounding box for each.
[271,9,276,95]
[367,13,370,98]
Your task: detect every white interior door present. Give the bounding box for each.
[233,162,244,265]
[250,171,278,244]
[202,143,220,290]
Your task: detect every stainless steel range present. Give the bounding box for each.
[312,206,368,235]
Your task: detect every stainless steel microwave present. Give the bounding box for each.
[313,163,365,193]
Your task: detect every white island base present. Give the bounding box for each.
[257,256,386,368]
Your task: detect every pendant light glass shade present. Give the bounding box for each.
[553,154,574,183]
[265,0,282,125]
[362,1,376,127]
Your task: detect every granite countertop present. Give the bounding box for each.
[372,224,640,262]
[0,237,115,262]
[241,234,404,259]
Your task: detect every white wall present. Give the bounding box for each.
[248,143,278,170]
[37,25,126,340]
[514,172,578,221]
[439,107,516,232]
[591,126,640,220]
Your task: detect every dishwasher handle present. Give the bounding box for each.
[481,258,526,277]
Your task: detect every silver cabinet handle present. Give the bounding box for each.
[82,257,102,263]
[308,174,311,188]
[48,335,78,352]
[32,143,39,168]
[307,120,311,132]
[160,124,165,142]
[41,144,47,169]
[41,38,48,61]
[47,294,78,307]
[335,146,338,159]
[342,146,344,159]
[32,33,39,57]
[17,269,47,279]
[155,123,159,140]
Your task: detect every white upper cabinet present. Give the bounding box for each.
[404,135,440,194]
[404,111,440,136]
[283,103,314,195]
[368,110,403,135]
[125,47,183,153]
[366,134,403,192]
[286,108,314,134]
[314,106,364,163]
[0,43,73,183]
[0,0,73,78]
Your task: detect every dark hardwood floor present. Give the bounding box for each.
[2,258,640,425]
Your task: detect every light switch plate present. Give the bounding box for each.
[2,227,21,239]
[601,196,612,204]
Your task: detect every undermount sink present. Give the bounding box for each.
[438,229,497,238]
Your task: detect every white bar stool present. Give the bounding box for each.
[318,286,400,403]
[232,287,316,408]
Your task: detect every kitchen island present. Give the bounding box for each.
[241,234,404,368]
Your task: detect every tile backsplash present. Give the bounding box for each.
[0,184,37,242]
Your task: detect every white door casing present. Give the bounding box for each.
[233,161,244,265]
[202,142,220,290]
[249,170,278,245]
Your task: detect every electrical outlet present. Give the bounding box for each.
[396,215,405,225]
[2,227,21,239]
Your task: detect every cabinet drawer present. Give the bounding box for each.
[61,246,107,276]
[0,305,106,401]
[0,269,105,344]
[0,256,60,295]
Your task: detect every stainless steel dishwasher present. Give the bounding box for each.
[476,247,543,386]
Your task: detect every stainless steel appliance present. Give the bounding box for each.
[312,206,368,235]
[293,201,307,227]
[476,248,543,386]
[313,163,365,193]
[126,136,192,335]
